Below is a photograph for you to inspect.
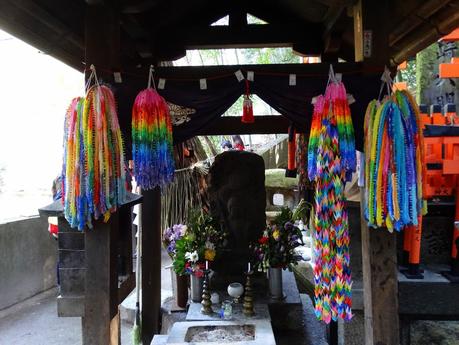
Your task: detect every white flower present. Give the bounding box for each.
[205,240,215,250]
[185,250,199,263]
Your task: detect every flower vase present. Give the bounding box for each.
[190,274,203,302]
[172,271,189,308]
[268,267,284,300]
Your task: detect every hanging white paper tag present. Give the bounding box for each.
[289,74,296,86]
[247,71,254,81]
[200,78,207,90]
[113,72,122,84]
[335,73,342,82]
[235,70,244,82]
[158,78,166,89]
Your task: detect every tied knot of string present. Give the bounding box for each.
[148,65,157,89]
[85,64,100,92]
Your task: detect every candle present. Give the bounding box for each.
[248,262,251,272]
[206,260,209,270]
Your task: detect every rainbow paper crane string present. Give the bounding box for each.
[308,80,354,324]
[62,85,127,230]
[131,88,175,190]
[364,90,425,232]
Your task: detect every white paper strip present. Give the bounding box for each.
[113,72,122,83]
[158,78,166,89]
[200,78,207,90]
[247,71,254,81]
[235,70,244,82]
[289,74,296,86]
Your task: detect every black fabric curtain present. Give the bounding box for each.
[114,65,383,158]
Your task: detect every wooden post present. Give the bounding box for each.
[353,0,391,66]
[82,218,115,345]
[360,188,399,345]
[141,187,162,344]
[83,3,121,345]
[356,0,400,342]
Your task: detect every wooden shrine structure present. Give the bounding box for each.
[3,1,459,344]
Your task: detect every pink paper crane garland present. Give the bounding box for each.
[308,80,354,323]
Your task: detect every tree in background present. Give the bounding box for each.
[415,44,438,104]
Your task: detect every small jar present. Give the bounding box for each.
[221,300,233,320]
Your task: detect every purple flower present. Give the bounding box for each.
[167,242,176,253]
[284,222,293,231]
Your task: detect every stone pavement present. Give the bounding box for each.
[0,288,134,345]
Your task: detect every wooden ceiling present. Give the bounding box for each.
[0,0,459,71]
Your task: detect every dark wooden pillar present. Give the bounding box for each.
[82,215,119,345]
[83,3,121,345]
[141,187,162,344]
[355,3,399,342]
[359,188,400,345]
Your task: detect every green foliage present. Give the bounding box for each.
[272,207,293,227]
[253,208,303,271]
[292,199,313,224]
[172,209,226,275]
[172,237,188,275]
[241,47,300,65]
[416,44,438,104]
[399,59,417,95]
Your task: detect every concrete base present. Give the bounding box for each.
[164,320,276,345]
[398,265,459,316]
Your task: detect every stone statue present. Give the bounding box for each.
[208,151,266,275]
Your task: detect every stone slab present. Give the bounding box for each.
[151,335,168,345]
[166,320,275,345]
[186,302,270,321]
[38,192,143,218]
[398,265,459,316]
[59,268,85,296]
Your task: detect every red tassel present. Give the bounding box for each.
[241,79,254,123]
[242,95,254,123]
[286,124,297,178]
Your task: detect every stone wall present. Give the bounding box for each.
[0,217,57,310]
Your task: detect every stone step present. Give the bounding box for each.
[120,288,174,325]
[299,294,328,345]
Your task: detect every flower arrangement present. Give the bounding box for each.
[163,223,187,258]
[253,207,303,271]
[170,211,225,277]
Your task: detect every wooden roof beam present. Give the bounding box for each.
[389,0,453,47]
[194,116,306,136]
[391,1,459,64]
[181,24,323,53]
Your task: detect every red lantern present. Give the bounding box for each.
[241,79,254,123]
